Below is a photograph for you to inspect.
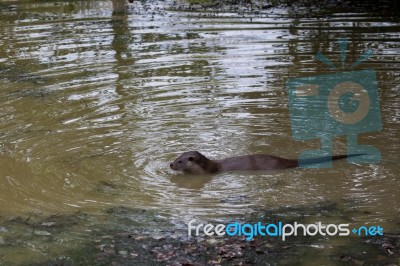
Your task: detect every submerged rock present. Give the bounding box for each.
[34,230,52,236]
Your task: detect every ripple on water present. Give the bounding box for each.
[0,0,398,232]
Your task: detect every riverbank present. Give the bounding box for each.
[1,201,399,265]
[176,0,399,16]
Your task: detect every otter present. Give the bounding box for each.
[170,151,360,175]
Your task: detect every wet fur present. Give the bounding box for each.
[170,151,297,175]
[170,151,357,175]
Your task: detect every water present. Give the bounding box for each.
[0,0,399,263]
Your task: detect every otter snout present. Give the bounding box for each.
[170,161,180,171]
[170,151,208,174]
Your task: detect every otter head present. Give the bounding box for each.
[170,151,213,175]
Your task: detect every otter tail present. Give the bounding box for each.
[299,154,365,166]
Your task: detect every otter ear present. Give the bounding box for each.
[188,156,194,161]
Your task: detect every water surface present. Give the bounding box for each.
[0,0,399,263]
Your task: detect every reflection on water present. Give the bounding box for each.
[0,0,399,259]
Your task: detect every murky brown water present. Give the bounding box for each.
[0,0,399,263]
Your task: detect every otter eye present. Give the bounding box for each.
[178,160,182,164]
[188,157,194,161]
